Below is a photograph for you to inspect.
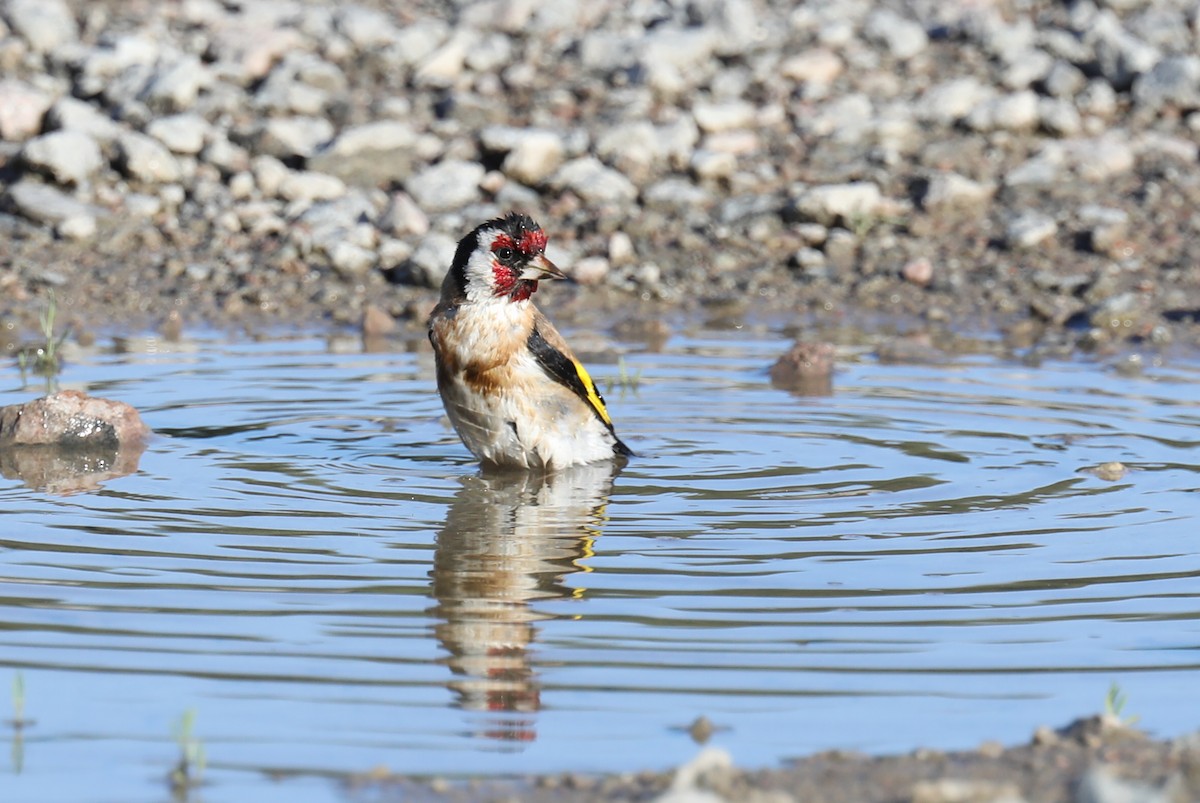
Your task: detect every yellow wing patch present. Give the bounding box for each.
[571,358,613,427]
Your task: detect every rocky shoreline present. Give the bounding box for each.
[0,0,1198,357]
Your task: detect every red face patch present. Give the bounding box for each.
[518,228,547,255]
[491,233,516,252]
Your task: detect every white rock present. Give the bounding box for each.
[146,113,210,154]
[256,116,334,159]
[143,55,212,111]
[329,241,376,278]
[407,232,459,287]
[691,149,736,180]
[406,159,485,211]
[780,49,844,85]
[922,172,996,210]
[415,31,475,87]
[571,256,609,286]
[278,170,347,202]
[864,9,928,59]
[916,77,990,123]
[692,99,756,133]
[116,131,182,184]
[378,192,429,236]
[793,182,884,225]
[4,0,78,53]
[336,5,399,50]
[1006,212,1058,248]
[9,181,101,237]
[502,130,564,185]
[0,80,53,141]
[551,157,638,204]
[608,231,635,265]
[966,90,1040,132]
[252,155,290,197]
[22,130,103,185]
[323,120,417,156]
[44,96,123,143]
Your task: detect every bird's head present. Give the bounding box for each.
[444,212,567,304]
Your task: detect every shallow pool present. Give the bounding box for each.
[2,325,1199,802]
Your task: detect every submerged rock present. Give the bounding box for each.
[770,341,834,396]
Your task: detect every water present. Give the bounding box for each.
[2,326,1199,802]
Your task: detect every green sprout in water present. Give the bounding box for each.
[169,709,206,798]
[10,672,30,774]
[1104,682,1139,726]
[17,291,70,390]
[605,356,642,397]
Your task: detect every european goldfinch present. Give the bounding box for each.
[428,213,633,470]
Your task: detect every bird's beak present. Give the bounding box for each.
[519,254,569,282]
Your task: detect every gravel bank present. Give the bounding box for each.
[2,0,1200,355]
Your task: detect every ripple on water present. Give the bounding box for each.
[1,333,1199,801]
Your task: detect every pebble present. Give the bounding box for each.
[1132,55,1200,111]
[406,159,485,212]
[0,80,53,141]
[779,48,844,86]
[22,130,104,185]
[551,157,638,205]
[791,182,884,226]
[255,116,335,160]
[692,100,757,133]
[146,113,210,155]
[277,170,347,203]
[863,9,928,60]
[116,131,183,184]
[3,0,78,53]
[405,232,459,288]
[44,96,124,143]
[922,172,995,211]
[1005,212,1058,249]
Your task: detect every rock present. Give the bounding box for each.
[643,178,711,209]
[902,257,934,287]
[21,130,104,185]
[290,193,378,268]
[551,156,638,204]
[1005,212,1058,249]
[0,80,53,141]
[378,192,429,236]
[770,342,834,395]
[3,0,79,53]
[406,159,485,212]
[362,303,396,338]
[415,31,474,88]
[1085,461,1129,482]
[608,231,635,265]
[1075,765,1172,803]
[1044,60,1088,98]
[571,256,609,286]
[916,78,989,123]
[328,241,376,278]
[966,90,1040,132]
[502,130,565,185]
[791,182,884,226]
[922,172,996,211]
[780,48,844,86]
[336,5,400,51]
[309,121,418,185]
[1133,55,1200,111]
[8,180,103,239]
[911,778,1024,803]
[0,390,151,448]
[277,170,347,202]
[44,96,123,143]
[143,55,211,112]
[691,149,736,180]
[115,131,182,184]
[863,9,928,59]
[146,113,210,154]
[255,116,335,160]
[403,232,458,288]
[692,99,756,133]
[251,154,290,197]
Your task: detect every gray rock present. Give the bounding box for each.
[116,131,183,184]
[965,90,1040,132]
[1088,10,1160,90]
[44,96,123,143]
[1043,60,1087,98]
[691,149,736,180]
[22,130,103,185]
[308,121,417,185]
[643,178,713,209]
[406,159,485,212]
[1079,205,1130,255]
[406,232,459,288]
[252,154,290,197]
[3,0,78,53]
[1005,212,1058,249]
[551,157,638,205]
[255,116,334,160]
[143,55,212,112]
[378,192,429,236]
[1039,98,1083,137]
[922,172,996,211]
[0,80,53,141]
[464,33,513,73]
[502,130,564,185]
[692,99,756,133]
[199,134,251,176]
[706,0,767,57]
[863,9,928,59]
[780,48,844,86]
[385,20,449,69]
[791,182,884,226]
[1002,48,1054,90]
[1075,765,1175,803]
[8,180,103,238]
[916,78,989,123]
[336,5,400,51]
[415,31,475,88]
[328,242,376,278]
[277,170,347,202]
[579,30,637,72]
[146,113,210,154]
[291,192,379,267]
[1133,56,1200,111]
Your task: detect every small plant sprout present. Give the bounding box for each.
[17,291,71,389]
[11,673,25,727]
[1104,682,1139,727]
[169,708,206,796]
[606,356,642,396]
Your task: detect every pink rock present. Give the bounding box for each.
[0,79,53,141]
[0,390,151,447]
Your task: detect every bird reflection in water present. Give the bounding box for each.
[428,461,621,745]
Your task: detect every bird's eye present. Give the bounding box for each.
[495,247,516,262]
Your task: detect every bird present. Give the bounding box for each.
[427,212,633,470]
